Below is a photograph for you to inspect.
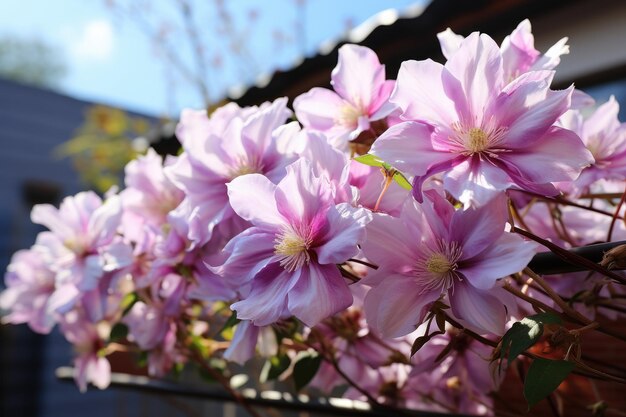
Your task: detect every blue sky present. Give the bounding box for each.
[1,0,424,117]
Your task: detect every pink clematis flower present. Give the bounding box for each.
[438,19,569,83]
[557,96,626,196]
[362,191,536,338]
[294,44,396,151]
[371,32,593,207]
[0,247,56,333]
[215,158,372,327]
[406,329,497,415]
[120,148,184,249]
[308,303,401,393]
[166,98,296,247]
[30,191,132,314]
[223,320,278,364]
[60,311,111,392]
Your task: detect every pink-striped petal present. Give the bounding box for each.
[287,263,352,326]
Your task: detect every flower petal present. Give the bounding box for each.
[287,263,352,327]
[231,262,297,326]
[227,174,284,228]
[223,320,260,364]
[391,59,457,126]
[500,19,539,77]
[369,80,397,120]
[331,44,385,111]
[500,126,593,183]
[437,28,464,60]
[210,227,276,287]
[275,158,332,225]
[241,97,291,154]
[315,203,371,265]
[493,73,571,148]
[445,32,503,120]
[443,158,512,208]
[369,121,452,176]
[460,232,537,290]
[364,274,440,338]
[360,211,423,275]
[449,280,507,335]
[293,87,346,131]
[450,193,509,259]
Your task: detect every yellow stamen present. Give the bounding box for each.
[336,104,361,128]
[425,253,453,274]
[467,127,488,153]
[231,165,260,178]
[274,229,312,272]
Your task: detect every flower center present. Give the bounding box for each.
[446,376,462,390]
[426,253,454,274]
[63,237,88,255]
[585,135,606,166]
[450,120,509,156]
[467,128,488,153]
[231,164,262,178]
[337,104,362,128]
[414,241,462,294]
[229,156,265,179]
[274,227,313,272]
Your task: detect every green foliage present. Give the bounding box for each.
[120,293,138,315]
[190,334,210,358]
[219,310,241,336]
[197,358,227,383]
[353,154,413,190]
[109,323,129,342]
[260,354,291,383]
[499,312,562,366]
[55,105,153,192]
[524,358,575,409]
[411,334,434,357]
[497,313,573,409]
[292,351,321,391]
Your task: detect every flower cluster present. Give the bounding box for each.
[4,19,626,415]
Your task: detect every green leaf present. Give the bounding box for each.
[136,351,149,368]
[109,323,128,342]
[292,351,322,391]
[120,293,138,315]
[524,358,574,409]
[500,322,537,365]
[410,331,443,357]
[354,154,384,167]
[219,310,240,335]
[393,174,412,190]
[435,311,447,333]
[190,334,210,358]
[272,317,300,345]
[411,335,431,357]
[260,354,291,383]
[500,312,562,365]
[525,312,562,326]
[354,154,412,190]
[392,171,412,190]
[173,362,185,376]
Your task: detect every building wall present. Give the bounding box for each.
[531,0,626,86]
[0,78,201,417]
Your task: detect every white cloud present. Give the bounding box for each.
[69,19,115,61]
